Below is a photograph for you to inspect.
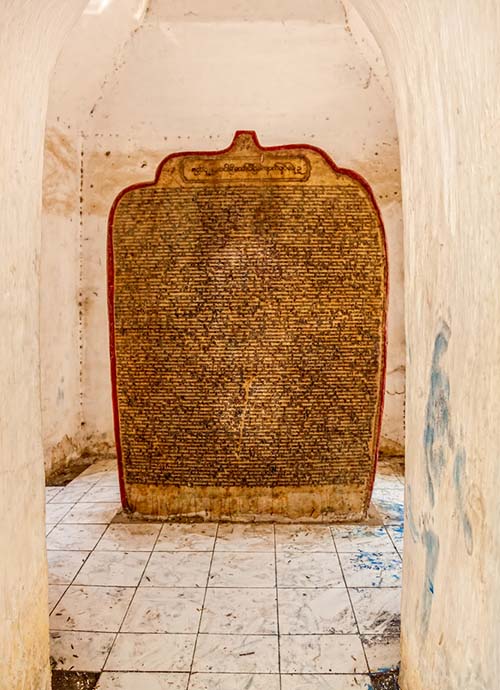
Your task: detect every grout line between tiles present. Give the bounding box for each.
[48,583,70,617]
[384,525,404,560]
[273,523,282,689]
[49,582,402,592]
[46,487,64,503]
[97,669,372,675]
[51,628,376,636]
[187,522,220,681]
[53,553,93,589]
[330,525,370,675]
[50,629,373,636]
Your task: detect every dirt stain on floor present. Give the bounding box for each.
[371,669,400,690]
[51,671,100,690]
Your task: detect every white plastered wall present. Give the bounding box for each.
[350,1,500,688]
[41,0,405,473]
[0,4,87,688]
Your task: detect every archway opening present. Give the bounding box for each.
[41,0,405,686]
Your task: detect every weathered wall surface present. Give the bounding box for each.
[41,0,147,474]
[350,1,500,689]
[41,0,405,473]
[0,3,86,688]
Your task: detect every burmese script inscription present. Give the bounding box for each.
[109,132,387,519]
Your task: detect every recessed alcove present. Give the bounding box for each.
[41,0,405,479]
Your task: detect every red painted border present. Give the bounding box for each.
[107,131,388,514]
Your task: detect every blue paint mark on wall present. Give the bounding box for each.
[421,528,440,633]
[453,446,466,491]
[453,447,474,555]
[406,485,420,542]
[423,321,453,506]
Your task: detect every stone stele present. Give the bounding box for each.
[108,131,387,521]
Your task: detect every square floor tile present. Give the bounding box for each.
[48,550,90,584]
[82,458,116,473]
[46,524,56,536]
[96,672,189,689]
[339,552,402,587]
[332,525,396,553]
[386,525,404,554]
[50,631,115,671]
[349,588,401,634]
[192,634,279,673]
[46,502,74,524]
[74,551,149,587]
[46,524,107,551]
[373,476,404,492]
[105,633,196,672]
[361,634,401,672]
[281,674,372,689]
[276,551,343,588]
[278,588,356,634]
[372,493,404,507]
[188,674,280,690]
[96,524,161,551]
[80,485,122,502]
[66,472,103,498]
[51,485,94,503]
[215,523,275,552]
[372,486,404,500]
[93,473,120,487]
[48,585,67,613]
[275,525,334,552]
[200,587,277,634]
[62,502,121,524]
[209,552,275,587]
[50,585,135,632]
[142,551,212,588]
[156,523,217,551]
[371,494,404,525]
[46,486,63,502]
[122,587,204,633]
[280,634,367,674]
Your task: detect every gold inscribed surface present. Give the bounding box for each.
[109,132,387,519]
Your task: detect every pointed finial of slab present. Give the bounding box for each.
[230,130,261,152]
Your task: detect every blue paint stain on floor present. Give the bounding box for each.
[390,524,404,536]
[379,499,404,518]
[373,497,404,524]
[353,551,401,570]
[350,551,402,586]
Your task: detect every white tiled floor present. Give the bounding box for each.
[46,459,404,689]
